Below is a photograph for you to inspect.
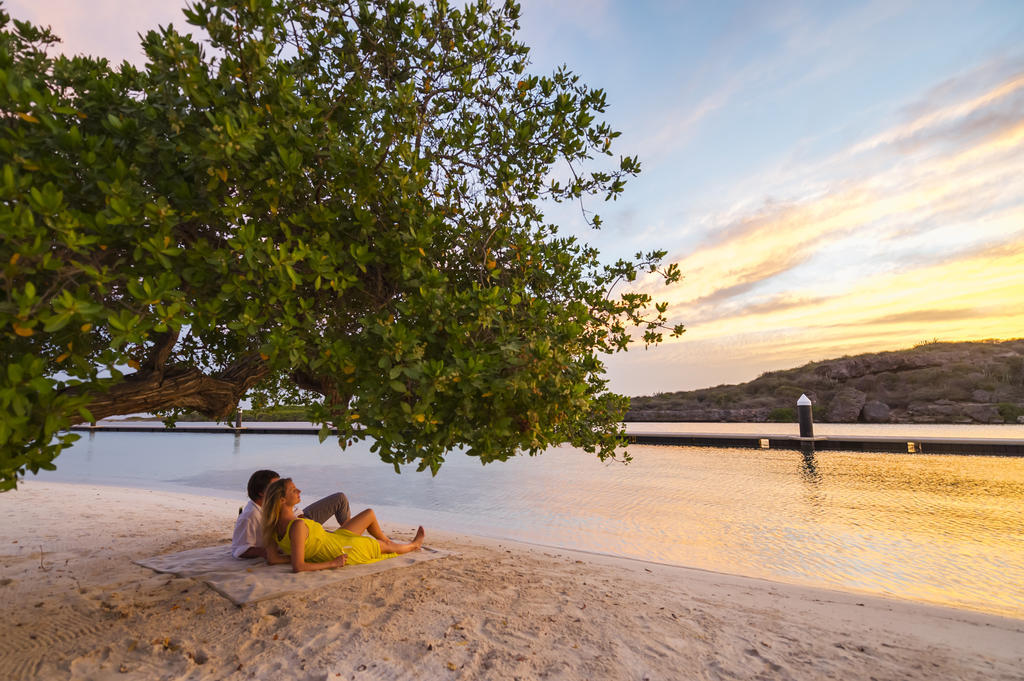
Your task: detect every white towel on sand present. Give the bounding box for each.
[135,544,451,605]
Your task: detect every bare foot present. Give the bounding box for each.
[383,527,426,554]
[411,526,425,549]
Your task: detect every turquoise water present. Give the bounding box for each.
[36,425,1024,618]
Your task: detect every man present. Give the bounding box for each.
[231,469,351,559]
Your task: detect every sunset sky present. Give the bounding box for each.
[11,0,1024,396]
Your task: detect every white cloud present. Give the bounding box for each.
[517,0,614,45]
[6,0,189,64]
[606,62,1024,394]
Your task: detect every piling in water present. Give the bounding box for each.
[798,393,815,453]
[797,394,814,437]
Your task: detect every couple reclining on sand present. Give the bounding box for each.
[231,469,424,572]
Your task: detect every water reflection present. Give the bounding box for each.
[800,451,821,484]
[797,450,826,520]
[35,432,1024,618]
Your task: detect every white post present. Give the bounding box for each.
[797,393,814,442]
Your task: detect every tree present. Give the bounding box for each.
[0,0,682,490]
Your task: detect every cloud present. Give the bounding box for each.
[645,67,1024,315]
[651,183,876,308]
[826,307,999,328]
[683,247,815,310]
[633,78,746,167]
[762,58,1024,193]
[684,234,1024,348]
[626,1,934,173]
[7,0,190,64]
[847,73,1024,158]
[605,62,1024,394]
[517,0,614,52]
[687,292,831,326]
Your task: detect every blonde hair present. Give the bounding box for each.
[260,477,292,552]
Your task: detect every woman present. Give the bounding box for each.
[261,478,425,572]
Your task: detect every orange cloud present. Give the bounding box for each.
[609,70,1024,393]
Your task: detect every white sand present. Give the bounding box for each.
[0,481,1021,680]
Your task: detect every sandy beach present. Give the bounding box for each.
[0,482,1021,680]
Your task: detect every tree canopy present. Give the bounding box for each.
[0,0,682,490]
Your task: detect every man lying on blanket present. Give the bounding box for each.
[231,469,350,559]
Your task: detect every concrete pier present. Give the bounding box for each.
[68,424,1024,456]
[624,431,1024,456]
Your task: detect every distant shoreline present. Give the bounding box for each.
[74,420,1024,456]
[110,416,1024,426]
[100,414,1024,431]
[627,339,1024,426]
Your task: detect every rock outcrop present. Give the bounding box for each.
[624,408,772,423]
[962,404,1001,423]
[860,400,891,423]
[826,387,867,423]
[626,339,1024,424]
[814,354,942,381]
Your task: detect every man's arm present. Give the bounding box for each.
[237,546,267,559]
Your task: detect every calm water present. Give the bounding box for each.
[37,423,1024,618]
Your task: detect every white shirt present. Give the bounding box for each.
[231,500,264,559]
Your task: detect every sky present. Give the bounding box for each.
[10,0,1024,396]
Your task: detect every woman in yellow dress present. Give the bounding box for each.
[261,478,425,572]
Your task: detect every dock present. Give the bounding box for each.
[625,432,1024,456]
[69,424,1024,456]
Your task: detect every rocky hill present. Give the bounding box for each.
[626,340,1024,424]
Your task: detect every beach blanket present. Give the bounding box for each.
[135,544,451,605]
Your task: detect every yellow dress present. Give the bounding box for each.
[276,518,397,565]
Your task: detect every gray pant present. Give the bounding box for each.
[302,492,351,526]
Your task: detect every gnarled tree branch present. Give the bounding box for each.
[139,328,179,381]
[75,354,270,423]
[290,369,352,410]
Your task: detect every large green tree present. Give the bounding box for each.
[0,0,682,490]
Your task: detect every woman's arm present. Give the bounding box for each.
[264,538,289,565]
[288,520,346,572]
